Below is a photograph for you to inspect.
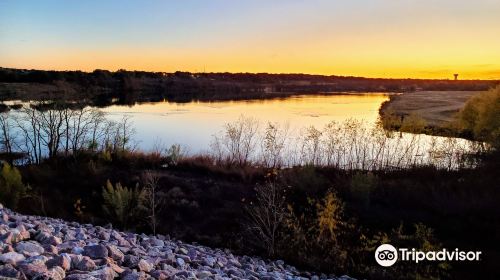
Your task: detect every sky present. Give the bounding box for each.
[1,0,500,79]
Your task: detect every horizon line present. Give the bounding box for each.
[2,66,499,82]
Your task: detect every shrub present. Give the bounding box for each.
[459,86,500,148]
[0,162,27,209]
[102,180,144,229]
[282,189,354,273]
[245,174,288,257]
[166,144,182,166]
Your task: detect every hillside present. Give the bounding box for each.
[0,204,354,280]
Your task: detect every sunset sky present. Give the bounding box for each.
[1,0,499,79]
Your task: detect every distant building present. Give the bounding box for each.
[454,74,459,81]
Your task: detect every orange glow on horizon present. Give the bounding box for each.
[2,1,499,80]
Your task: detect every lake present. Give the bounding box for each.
[101,94,390,153]
[2,93,479,169]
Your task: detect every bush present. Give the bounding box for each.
[102,180,144,229]
[282,189,354,273]
[459,86,500,148]
[0,162,27,209]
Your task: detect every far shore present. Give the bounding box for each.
[378,90,485,138]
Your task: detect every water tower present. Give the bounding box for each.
[453,74,459,81]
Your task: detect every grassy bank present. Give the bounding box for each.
[380,88,500,140]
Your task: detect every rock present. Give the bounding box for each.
[0,213,8,224]
[196,270,213,279]
[24,255,48,266]
[175,257,185,268]
[43,244,58,255]
[123,254,140,268]
[0,244,13,254]
[83,244,108,259]
[0,229,27,245]
[17,262,48,278]
[106,245,124,263]
[175,254,190,265]
[15,241,45,257]
[97,230,110,241]
[227,268,243,277]
[16,225,31,240]
[137,259,153,272]
[108,262,125,274]
[66,273,100,280]
[0,264,21,278]
[0,251,25,265]
[88,266,117,280]
[149,238,164,247]
[0,206,355,280]
[0,232,13,244]
[36,231,62,245]
[121,271,143,280]
[203,256,216,267]
[48,266,66,280]
[46,254,71,271]
[229,258,242,268]
[175,270,194,278]
[72,256,96,271]
[72,246,84,255]
[150,269,173,280]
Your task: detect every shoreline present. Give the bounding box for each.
[378,90,483,138]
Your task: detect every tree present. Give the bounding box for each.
[141,171,165,235]
[245,174,287,257]
[211,116,259,166]
[459,86,500,149]
[0,113,14,154]
[261,122,289,168]
[0,162,27,209]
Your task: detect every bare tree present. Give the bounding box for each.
[211,115,259,166]
[300,125,322,165]
[142,171,165,235]
[113,116,136,152]
[245,178,287,257]
[38,108,65,159]
[0,113,14,154]
[16,108,42,164]
[261,122,289,168]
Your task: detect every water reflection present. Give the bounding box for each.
[100,94,390,152]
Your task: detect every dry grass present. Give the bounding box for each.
[381,91,483,126]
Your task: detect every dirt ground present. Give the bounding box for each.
[381,91,483,126]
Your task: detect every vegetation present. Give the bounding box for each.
[458,86,500,148]
[102,180,144,230]
[0,90,497,279]
[0,162,27,209]
[1,67,498,106]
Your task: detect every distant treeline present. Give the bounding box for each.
[0,67,498,104]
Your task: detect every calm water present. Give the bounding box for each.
[101,94,390,152]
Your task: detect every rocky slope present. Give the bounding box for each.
[0,204,354,280]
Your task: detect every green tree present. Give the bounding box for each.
[0,163,27,209]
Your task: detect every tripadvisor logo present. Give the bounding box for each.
[375,244,482,267]
[375,244,398,267]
